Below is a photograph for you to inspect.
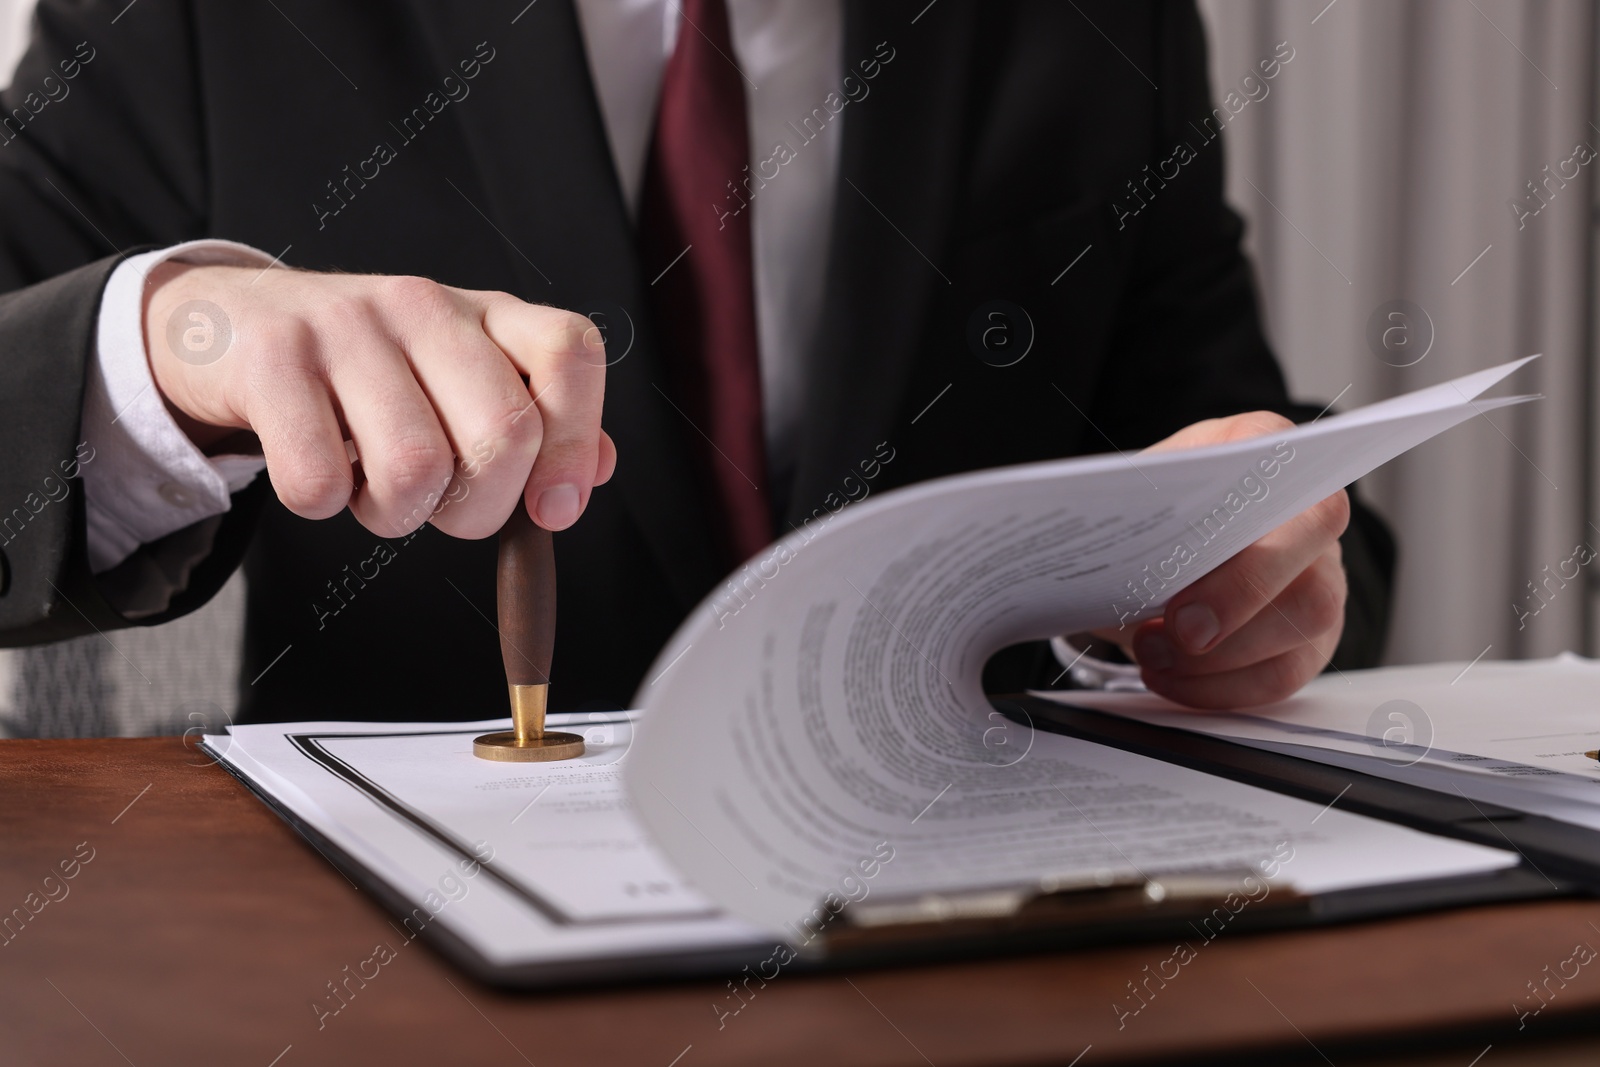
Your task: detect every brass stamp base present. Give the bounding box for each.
[472,682,584,762]
[472,730,586,762]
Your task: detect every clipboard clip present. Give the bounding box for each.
[818,869,1306,957]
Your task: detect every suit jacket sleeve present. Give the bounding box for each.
[1087,2,1394,669]
[0,1,259,647]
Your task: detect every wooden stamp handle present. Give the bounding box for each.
[497,503,555,687]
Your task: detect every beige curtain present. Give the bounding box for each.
[1197,0,1598,664]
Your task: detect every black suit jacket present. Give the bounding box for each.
[0,0,1394,722]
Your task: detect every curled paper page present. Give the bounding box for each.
[628,359,1538,932]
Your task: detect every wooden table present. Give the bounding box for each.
[4,738,1600,1067]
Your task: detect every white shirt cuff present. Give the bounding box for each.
[1050,635,1147,692]
[82,239,277,574]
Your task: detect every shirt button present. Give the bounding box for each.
[158,482,197,508]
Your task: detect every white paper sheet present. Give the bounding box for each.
[629,360,1537,931]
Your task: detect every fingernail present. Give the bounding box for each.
[1135,632,1175,671]
[535,484,580,529]
[1173,603,1219,653]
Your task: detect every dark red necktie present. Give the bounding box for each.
[639,0,772,564]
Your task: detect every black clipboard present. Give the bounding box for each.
[208,701,1585,988]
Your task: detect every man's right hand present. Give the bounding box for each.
[143,262,616,539]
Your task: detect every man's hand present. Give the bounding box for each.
[143,262,616,538]
[1096,412,1349,709]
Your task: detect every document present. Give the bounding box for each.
[1041,654,1600,833]
[629,359,1537,930]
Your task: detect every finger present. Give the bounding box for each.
[1162,489,1350,655]
[327,340,456,538]
[595,430,618,486]
[1142,410,1295,454]
[1133,550,1346,676]
[479,299,607,531]
[243,363,354,520]
[402,327,544,541]
[1141,640,1331,710]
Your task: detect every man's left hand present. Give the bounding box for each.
[1095,412,1350,709]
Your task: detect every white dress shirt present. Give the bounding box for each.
[82,0,843,574]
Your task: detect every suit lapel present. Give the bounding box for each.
[786,0,977,524]
[405,0,726,608]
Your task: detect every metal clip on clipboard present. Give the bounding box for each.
[820,870,1309,960]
